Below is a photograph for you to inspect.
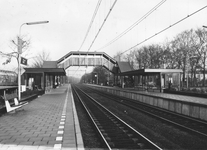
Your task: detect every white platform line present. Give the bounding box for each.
[56,136,63,141]
[58,130,64,134]
[54,85,70,149]
[54,144,62,149]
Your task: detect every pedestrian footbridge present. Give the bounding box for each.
[57,51,117,72]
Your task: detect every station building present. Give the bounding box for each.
[22,51,183,93]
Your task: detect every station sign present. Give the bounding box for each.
[21,57,28,66]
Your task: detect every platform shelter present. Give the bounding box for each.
[116,69,183,92]
[23,61,66,92]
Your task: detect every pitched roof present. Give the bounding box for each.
[43,61,57,68]
[117,61,133,73]
[24,68,66,76]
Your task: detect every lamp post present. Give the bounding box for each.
[96,74,98,85]
[18,21,49,101]
[94,73,98,85]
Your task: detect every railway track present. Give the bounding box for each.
[79,85,207,139]
[72,85,161,150]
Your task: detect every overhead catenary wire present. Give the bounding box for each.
[74,2,207,77]
[119,5,207,56]
[95,0,167,51]
[78,0,102,51]
[100,4,207,68]
[73,0,118,76]
[74,0,102,76]
[87,0,118,52]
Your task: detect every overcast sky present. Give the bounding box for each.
[0,0,207,74]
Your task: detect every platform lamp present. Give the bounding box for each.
[94,73,98,85]
[18,21,49,101]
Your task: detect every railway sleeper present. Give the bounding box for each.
[101,130,129,137]
[137,142,145,148]
[107,139,138,148]
[97,122,122,127]
[107,134,135,141]
[111,120,118,124]
[102,132,108,136]
[122,129,129,133]
[107,141,115,147]
[95,120,114,124]
[199,125,205,128]
[97,125,122,130]
[117,137,141,144]
[95,121,112,125]
[108,117,117,121]
[119,126,125,130]
[112,141,141,149]
[131,137,139,143]
[115,123,121,127]
[99,128,120,132]
[127,133,134,137]
[103,130,129,136]
[110,139,138,144]
[105,136,112,141]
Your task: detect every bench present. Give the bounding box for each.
[3,91,28,113]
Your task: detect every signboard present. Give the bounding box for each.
[21,57,27,65]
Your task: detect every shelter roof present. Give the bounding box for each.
[117,68,183,76]
[43,61,57,68]
[0,86,17,90]
[24,68,66,76]
[117,61,133,73]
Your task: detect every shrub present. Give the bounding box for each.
[201,88,206,94]
[181,88,188,91]
[170,87,177,91]
[191,88,197,92]
[196,88,201,93]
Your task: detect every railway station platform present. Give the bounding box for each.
[0,84,84,150]
[88,84,207,121]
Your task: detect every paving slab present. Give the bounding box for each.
[0,84,84,150]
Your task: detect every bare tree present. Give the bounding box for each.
[194,28,207,86]
[169,29,195,86]
[0,36,30,67]
[134,48,143,69]
[123,50,137,69]
[160,41,174,69]
[32,50,51,68]
[137,46,150,69]
[113,51,124,62]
